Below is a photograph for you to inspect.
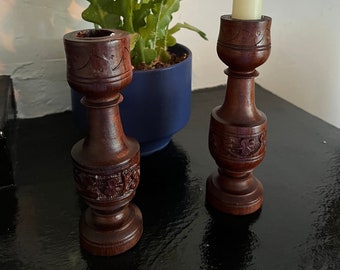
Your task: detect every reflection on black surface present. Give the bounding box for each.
[83,248,139,270]
[300,149,340,269]
[0,188,17,234]
[136,140,195,267]
[201,207,261,270]
[83,140,194,269]
[136,140,190,226]
[0,188,20,269]
[0,132,15,189]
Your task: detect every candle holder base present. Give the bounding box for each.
[206,172,263,215]
[79,204,143,256]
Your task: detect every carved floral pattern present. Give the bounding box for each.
[74,164,140,200]
[210,130,266,160]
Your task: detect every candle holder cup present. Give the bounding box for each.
[64,29,143,256]
[206,15,271,215]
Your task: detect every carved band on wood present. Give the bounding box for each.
[209,129,266,160]
[218,15,271,50]
[73,164,140,201]
[66,47,130,82]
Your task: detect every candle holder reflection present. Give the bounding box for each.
[201,206,260,269]
[206,15,272,215]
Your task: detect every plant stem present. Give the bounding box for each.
[134,38,145,65]
[123,0,135,33]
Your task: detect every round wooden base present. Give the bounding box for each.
[206,172,263,215]
[79,204,143,256]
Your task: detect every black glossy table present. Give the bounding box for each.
[1,84,339,270]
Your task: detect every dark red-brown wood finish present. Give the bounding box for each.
[206,16,272,215]
[64,29,143,256]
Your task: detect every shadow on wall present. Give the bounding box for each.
[0,0,89,55]
[0,0,92,118]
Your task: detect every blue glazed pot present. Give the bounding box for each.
[71,44,192,156]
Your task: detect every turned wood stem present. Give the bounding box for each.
[83,97,129,158]
[218,71,263,126]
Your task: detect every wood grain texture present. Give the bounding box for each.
[64,29,142,256]
[206,16,272,215]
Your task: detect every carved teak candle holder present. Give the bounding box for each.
[206,15,272,215]
[64,29,143,256]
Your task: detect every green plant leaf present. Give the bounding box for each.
[136,0,180,64]
[82,0,121,28]
[143,48,158,64]
[169,22,208,41]
[129,33,139,51]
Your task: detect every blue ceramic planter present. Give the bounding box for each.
[71,44,192,156]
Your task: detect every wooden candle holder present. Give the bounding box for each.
[206,15,272,215]
[64,29,143,256]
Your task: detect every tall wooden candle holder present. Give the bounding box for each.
[206,15,271,215]
[64,29,143,256]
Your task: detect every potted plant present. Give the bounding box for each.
[72,0,207,155]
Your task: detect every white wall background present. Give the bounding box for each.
[1,0,340,128]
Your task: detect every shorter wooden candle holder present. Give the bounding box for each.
[64,29,143,256]
[206,15,271,215]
